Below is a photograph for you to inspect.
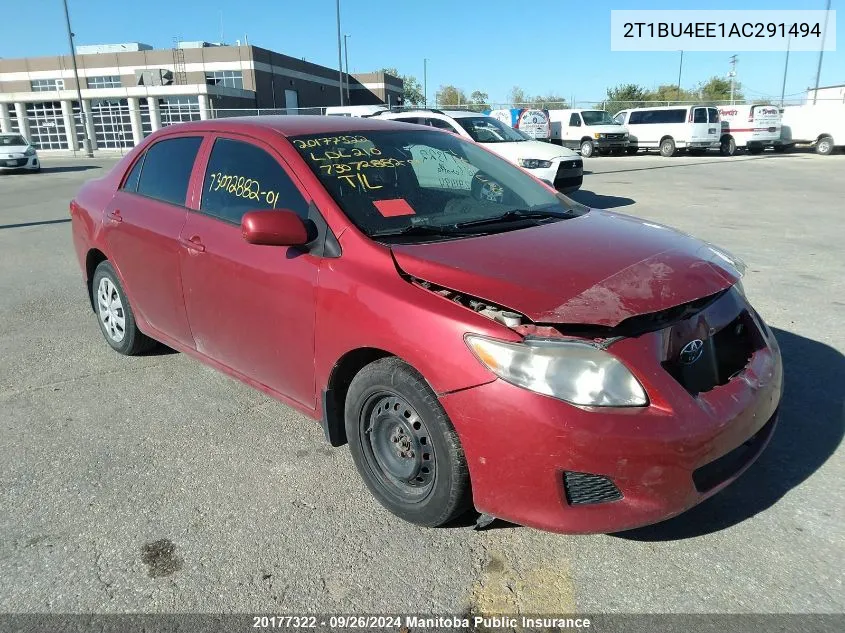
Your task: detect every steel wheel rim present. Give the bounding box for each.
[97,277,126,343]
[581,142,592,157]
[819,139,831,153]
[360,392,436,502]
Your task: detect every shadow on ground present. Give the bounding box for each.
[0,218,71,230]
[615,327,844,541]
[40,165,102,174]
[569,189,635,209]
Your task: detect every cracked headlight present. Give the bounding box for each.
[465,335,648,407]
[518,158,552,169]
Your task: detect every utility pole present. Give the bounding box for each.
[62,0,93,156]
[423,58,428,107]
[335,0,344,106]
[728,54,738,105]
[780,35,791,107]
[676,50,684,103]
[343,34,351,103]
[813,0,832,104]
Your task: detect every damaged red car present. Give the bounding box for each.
[70,117,783,533]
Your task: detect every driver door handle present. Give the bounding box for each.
[180,235,206,252]
[106,209,123,224]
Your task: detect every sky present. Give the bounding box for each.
[1,0,842,106]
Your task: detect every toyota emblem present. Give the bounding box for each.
[679,339,704,365]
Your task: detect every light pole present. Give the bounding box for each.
[676,50,684,103]
[813,0,832,104]
[780,34,791,107]
[343,34,351,103]
[335,0,344,106]
[423,58,428,107]
[62,0,93,156]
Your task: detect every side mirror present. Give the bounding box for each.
[241,210,309,246]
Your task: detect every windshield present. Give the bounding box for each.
[0,135,27,146]
[580,111,616,126]
[290,129,587,243]
[454,116,527,143]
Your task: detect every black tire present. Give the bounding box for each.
[659,137,676,157]
[720,136,737,156]
[579,139,594,158]
[625,146,638,155]
[816,135,834,155]
[345,357,472,527]
[91,261,156,355]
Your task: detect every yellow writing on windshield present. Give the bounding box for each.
[208,172,280,207]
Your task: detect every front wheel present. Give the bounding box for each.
[345,357,472,527]
[580,139,594,158]
[816,136,834,155]
[659,137,676,157]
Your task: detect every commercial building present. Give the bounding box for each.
[0,41,403,152]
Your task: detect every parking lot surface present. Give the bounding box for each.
[1,152,843,614]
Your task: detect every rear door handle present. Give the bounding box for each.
[180,235,206,253]
[106,209,123,224]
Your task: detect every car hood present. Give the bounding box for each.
[482,139,579,162]
[391,209,742,327]
[0,145,30,155]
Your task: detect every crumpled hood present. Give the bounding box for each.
[391,209,743,327]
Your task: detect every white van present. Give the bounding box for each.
[548,109,630,157]
[780,104,845,155]
[613,105,720,157]
[717,104,782,155]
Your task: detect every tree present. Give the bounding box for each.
[603,83,650,114]
[509,86,527,107]
[699,76,744,104]
[650,83,695,105]
[467,90,490,112]
[437,84,468,107]
[528,94,568,109]
[379,67,425,106]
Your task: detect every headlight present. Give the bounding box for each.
[517,158,552,169]
[24,147,36,156]
[465,335,648,407]
[593,132,601,139]
[623,133,629,138]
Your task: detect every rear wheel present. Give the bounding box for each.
[720,136,737,156]
[659,137,676,157]
[579,139,594,158]
[816,135,834,155]
[91,261,156,355]
[345,357,472,527]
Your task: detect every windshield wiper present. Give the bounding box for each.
[455,208,572,229]
[369,224,468,239]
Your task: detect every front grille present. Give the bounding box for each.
[605,133,625,140]
[662,295,765,396]
[563,471,623,505]
[692,409,777,492]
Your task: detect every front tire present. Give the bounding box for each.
[345,357,472,527]
[580,139,594,158]
[720,136,737,156]
[816,135,834,155]
[92,261,156,355]
[659,137,676,157]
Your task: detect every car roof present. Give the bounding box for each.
[379,109,483,119]
[152,115,425,137]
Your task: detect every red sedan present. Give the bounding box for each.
[70,116,782,534]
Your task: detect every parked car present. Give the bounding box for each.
[70,116,782,534]
[548,109,629,157]
[0,133,40,172]
[780,104,845,155]
[717,104,782,155]
[613,105,720,156]
[374,109,582,192]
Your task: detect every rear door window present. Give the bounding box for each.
[135,136,203,205]
[708,108,720,123]
[201,137,309,225]
[693,108,707,123]
[426,117,460,133]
